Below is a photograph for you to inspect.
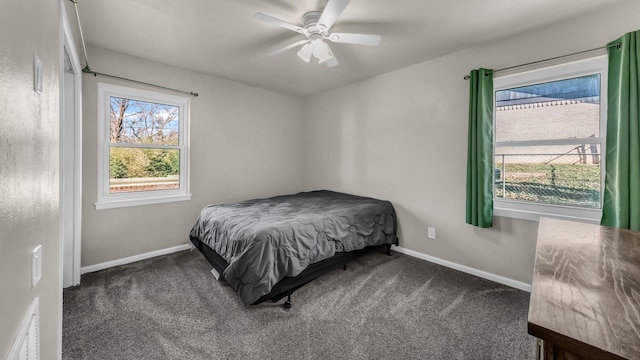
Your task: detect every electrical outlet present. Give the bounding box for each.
[427,227,436,239]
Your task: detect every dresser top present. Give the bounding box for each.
[528,217,640,359]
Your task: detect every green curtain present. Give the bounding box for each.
[466,68,494,228]
[602,30,640,231]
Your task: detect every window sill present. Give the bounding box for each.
[494,200,601,224]
[94,193,191,210]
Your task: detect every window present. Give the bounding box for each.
[493,56,607,222]
[95,83,191,209]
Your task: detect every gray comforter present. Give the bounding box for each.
[189,190,397,305]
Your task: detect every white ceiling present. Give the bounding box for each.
[76,0,623,96]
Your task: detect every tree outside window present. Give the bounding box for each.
[108,97,181,193]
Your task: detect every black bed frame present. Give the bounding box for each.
[190,236,398,309]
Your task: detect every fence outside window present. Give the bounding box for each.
[494,146,601,209]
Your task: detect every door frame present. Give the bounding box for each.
[60,2,82,288]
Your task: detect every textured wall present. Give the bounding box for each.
[81,45,304,266]
[0,1,61,358]
[302,1,640,285]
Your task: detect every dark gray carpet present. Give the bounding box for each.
[63,249,536,359]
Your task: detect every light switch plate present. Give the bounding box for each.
[33,54,43,94]
[32,245,42,287]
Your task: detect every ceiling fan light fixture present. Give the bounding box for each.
[312,40,332,63]
[318,53,334,64]
[297,43,313,62]
[321,47,336,66]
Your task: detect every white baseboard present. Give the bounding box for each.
[391,245,531,292]
[79,243,530,292]
[80,243,193,275]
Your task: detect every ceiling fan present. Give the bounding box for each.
[255,0,381,67]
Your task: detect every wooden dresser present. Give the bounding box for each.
[528,218,640,360]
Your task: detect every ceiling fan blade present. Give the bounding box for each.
[269,40,310,56]
[297,43,313,63]
[328,33,381,46]
[255,12,307,35]
[318,0,350,31]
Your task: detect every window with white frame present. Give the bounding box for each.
[493,56,607,222]
[95,83,191,209]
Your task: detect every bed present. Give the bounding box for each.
[189,190,398,308]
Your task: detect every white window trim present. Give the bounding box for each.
[493,56,607,223]
[95,83,191,210]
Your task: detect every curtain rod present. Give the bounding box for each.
[68,0,199,97]
[82,69,199,97]
[463,42,621,80]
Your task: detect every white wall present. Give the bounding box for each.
[0,1,62,358]
[302,1,640,284]
[81,45,304,267]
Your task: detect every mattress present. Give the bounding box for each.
[189,190,397,305]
